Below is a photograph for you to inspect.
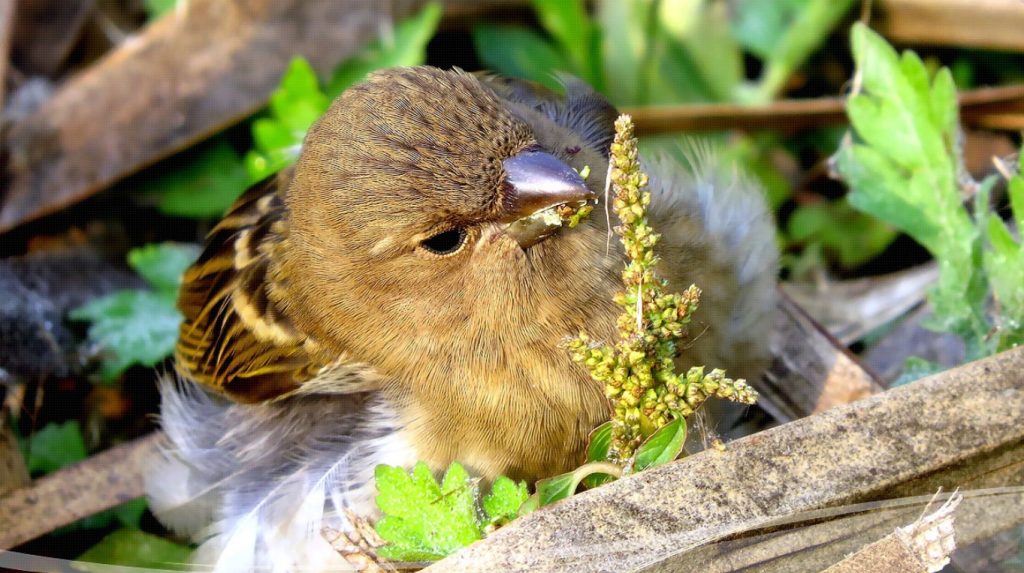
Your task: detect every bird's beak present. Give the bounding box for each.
[500,150,594,248]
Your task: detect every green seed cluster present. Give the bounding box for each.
[566,115,758,463]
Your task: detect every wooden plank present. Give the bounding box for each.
[879,0,1024,52]
[425,346,1024,573]
[755,289,884,422]
[624,85,1024,135]
[0,433,162,549]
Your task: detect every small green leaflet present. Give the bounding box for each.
[25,420,87,475]
[76,529,193,572]
[786,200,897,268]
[245,58,330,183]
[634,416,687,471]
[70,243,199,382]
[481,476,529,526]
[374,462,528,561]
[374,462,482,561]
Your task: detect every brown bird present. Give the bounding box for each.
[146,67,777,571]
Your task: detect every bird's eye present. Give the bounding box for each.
[420,228,468,256]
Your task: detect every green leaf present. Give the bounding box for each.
[746,0,857,102]
[730,0,809,59]
[836,23,989,350]
[26,421,87,475]
[597,0,648,104]
[127,243,200,293]
[471,24,572,92]
[634,417,686,471]
[76,529,193,572]
[662,0,743,103]
[583,421,615,488]
[586,422,614,462]
[481,476,529,526]
[530,0,599,86]
[69,243,196,381]
[143,0,177,20]
[536,462,620,506]
[327,3,442,97]
[246,58,330,183]
[374,462,482,561]
[70,290,182,381]
[787,201,897,268]
[153,138,250,218]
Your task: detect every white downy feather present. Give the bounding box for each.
[147,376,416,572]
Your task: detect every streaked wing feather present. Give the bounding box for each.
[175,169,316,403]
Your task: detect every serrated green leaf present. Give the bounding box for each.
[76,529,193,572]
[374,462,482,561]
[26,420,87,475]
[482,476,528,525]
[127,243,200,293]
[634,417,686,471]
[327,3,442,98]
[153,138,250,218]
[70,290,182,381]
[471,24,571,92]
[837,23,989,350]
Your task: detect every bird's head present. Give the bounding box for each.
[274,67,622,390]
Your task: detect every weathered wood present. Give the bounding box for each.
[425,346,1024,573]
[0,432,161,549]
[756,289,884,422]
[624,85,1024,135]
[781,263,937,346]
[878,0,1024,52]
[821,494,959,573]
[0,424,30,496]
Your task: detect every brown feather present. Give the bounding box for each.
[174,169,319,403]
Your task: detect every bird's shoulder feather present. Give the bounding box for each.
[175,169,325,403]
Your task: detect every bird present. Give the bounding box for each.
[145,66,778,572]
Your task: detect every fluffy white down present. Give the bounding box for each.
[147,379,415,572]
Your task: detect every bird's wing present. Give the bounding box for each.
[175,169,329,403]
